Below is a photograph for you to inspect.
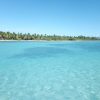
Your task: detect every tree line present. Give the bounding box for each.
[0,31,100,41]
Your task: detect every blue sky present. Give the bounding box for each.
[0,0,100,36]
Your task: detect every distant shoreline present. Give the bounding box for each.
[0,31,100,41]
[0,40,100,42]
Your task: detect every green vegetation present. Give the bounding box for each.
[0,31,100,41]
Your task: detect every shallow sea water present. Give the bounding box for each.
[0,41,100,100]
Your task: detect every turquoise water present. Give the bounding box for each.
[0,41,100,100]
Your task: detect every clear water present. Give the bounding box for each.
[0,41,100,100]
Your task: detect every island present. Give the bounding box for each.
[0,31,100,41]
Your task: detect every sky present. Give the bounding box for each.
[0,0,100,36]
